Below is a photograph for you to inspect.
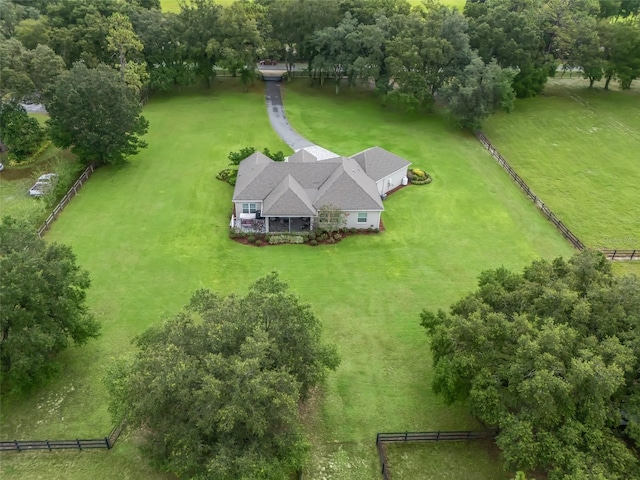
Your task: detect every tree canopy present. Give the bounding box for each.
[46,62,149,165]
[3,0,639,129]
[106,272,339,480]
[0,217,100,392]
[421,250,640,479]
[0,102,45,161]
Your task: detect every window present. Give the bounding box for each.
[357,213,367,223]
[242,203,257,214]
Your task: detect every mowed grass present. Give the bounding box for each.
[385,440,505,480]
[0,78,572,479]
[483,77,640,249]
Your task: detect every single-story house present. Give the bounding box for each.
[231,146,411,233]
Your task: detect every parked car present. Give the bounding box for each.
[259,59,278,65]
[29,173,58,197]
[0,162,4,172]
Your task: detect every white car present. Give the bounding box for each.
[29,173,58,197]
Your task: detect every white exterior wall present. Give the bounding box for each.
[234,201,262,218]
[376,167,409,195]
[343,211,381,229]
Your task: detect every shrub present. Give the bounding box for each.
[333,233,342,240]
[412,168,425,177]
[262,147,286,162]
[216,168,238,186]
[268,234,305,245]
[349,228,357,234]
[9,140,53,167]
[411,174,432,185]
[255,240,262,246]
[309,240,318,246]
[47,158,85,208]
[318,233,328,242]
[228,147,256,166]
[247,235,256,244]
[373,228,380,233]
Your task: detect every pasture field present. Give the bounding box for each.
[483,77,640,250]
[0,78,572,479]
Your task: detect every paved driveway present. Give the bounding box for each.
[265,81,314,151]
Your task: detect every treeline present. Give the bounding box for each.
[1,0,640,128]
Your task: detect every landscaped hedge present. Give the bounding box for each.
[268,234,304,245]
[408,168,432,185]
[229,226,381,246]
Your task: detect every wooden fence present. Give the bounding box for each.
[37,163,96,238]
[600,250,639,261]
[475,131,585,250]
[375,430,495,479]
[0,424,123,453]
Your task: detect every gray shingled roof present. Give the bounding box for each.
[232,151,273,200]
[232,152,384,215]
[287,149,317,163]
[315,158,383,211]
[351,146,411,182]
[234,158,341,201]
[262,175,317,216]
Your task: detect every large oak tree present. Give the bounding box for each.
[0,217,100,392]
[107,272,339,480]
[46,62,149,165]
[422,250,640,479]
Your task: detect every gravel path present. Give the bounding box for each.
[264,81,314,151]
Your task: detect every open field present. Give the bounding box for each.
[0,78,573,479]
[483,76,640,250]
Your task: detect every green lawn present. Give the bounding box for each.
[385,440,506,480]
[483,77,640,249]
[0,78,572,479]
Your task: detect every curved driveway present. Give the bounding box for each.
[265,81,315,151]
